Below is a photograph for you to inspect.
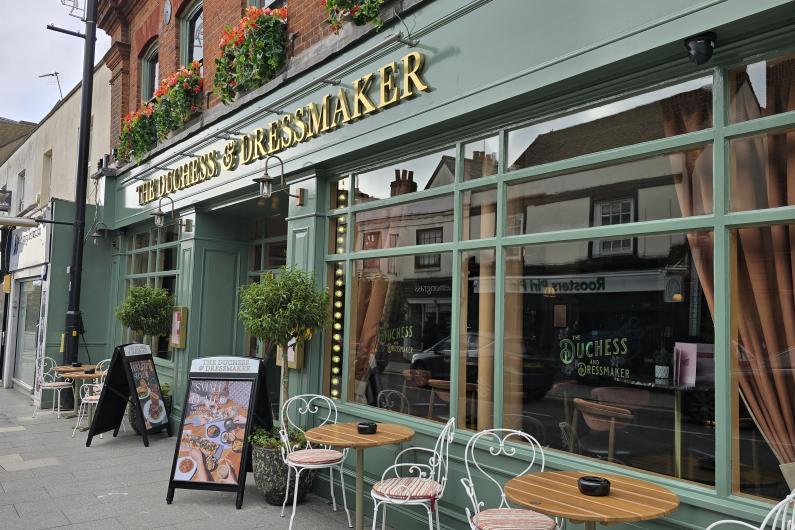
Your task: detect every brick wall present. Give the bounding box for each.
[98,0,340,150]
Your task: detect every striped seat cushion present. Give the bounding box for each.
[472,508,556,530]
[286,449,344,466]
[40,382,72,388]
[371,477,442,500]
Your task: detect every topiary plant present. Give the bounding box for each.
[115,285,174,340]
[238,266,329,412]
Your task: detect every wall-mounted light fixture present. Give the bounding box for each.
[89,221,110,245]
[149,196,193,233]
[252,155,306,206]
[150,196,175,228]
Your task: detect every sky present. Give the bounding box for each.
[0,2,111,124]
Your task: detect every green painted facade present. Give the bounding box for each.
[104,1,795,527]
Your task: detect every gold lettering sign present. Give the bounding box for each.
[137,52,429,205]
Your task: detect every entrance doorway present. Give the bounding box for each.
[13,279,41,389]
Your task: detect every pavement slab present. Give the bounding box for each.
[0,387,378,530]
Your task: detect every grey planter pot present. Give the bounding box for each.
[252,445,314,506]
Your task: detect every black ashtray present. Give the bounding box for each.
[357,421,377,435]
[70,362,82,368]
[578,476,611,496]
[83,368,96,375]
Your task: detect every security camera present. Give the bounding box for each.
[684,32,716,65]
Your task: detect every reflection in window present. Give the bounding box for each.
[459,249,496,430]
[142,40,159,101]
[592,199,634,257]
[506,147,713,236]
[729,52,795,123]
[731,223,795,500]
[503,232,715,485]
[464,136,499,180]
[188,7,204,64]
[730,127,795,212]
[349,255,452,422]
[354,195,453,251]
[354,148,456,203]
[415,228,442,269]
[508,77,712,171]
[462,187,497,240]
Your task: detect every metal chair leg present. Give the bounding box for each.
[338,464,352,528]
[426,504,434,530]
[329,466,338,512]
[382,503,386,530]
[434,502,440,530]
[371,500,380,530]
[288,467,303,530]
[281,465,293,517]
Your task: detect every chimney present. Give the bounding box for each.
[390,169,417,197]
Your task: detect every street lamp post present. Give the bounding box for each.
[60,0,98,364]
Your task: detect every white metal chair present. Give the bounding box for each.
[71,358,122,438]
[461,429,556,530]
[371,416,456,530]
[705,489,795,530]
[71,382,102,437]
[33,357,74,419]
[280,394,352,530]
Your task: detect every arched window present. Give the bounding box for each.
[180,1,203,67]
[141,40,159,101]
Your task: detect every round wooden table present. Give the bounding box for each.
[53,364,97,374]
[305,422,415,530]
[505,471,679,530]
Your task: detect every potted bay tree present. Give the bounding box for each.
[115,285,174,432]
[238,266,329,505]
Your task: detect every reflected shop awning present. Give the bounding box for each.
[474,269,685,299]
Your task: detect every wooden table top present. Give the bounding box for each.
[54,365,97,373]
[64,371,107,381]
[305,422,415,449]
[505,471,679,524]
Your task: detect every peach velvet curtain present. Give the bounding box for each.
[662,61,795,466]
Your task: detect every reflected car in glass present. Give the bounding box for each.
[409,333,556,400]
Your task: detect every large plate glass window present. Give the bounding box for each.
[348,254,452,422]
[507,77,712,172]
[506,147,713,236]
[503,231,715,485]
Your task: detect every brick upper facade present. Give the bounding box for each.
[98,0,337,150]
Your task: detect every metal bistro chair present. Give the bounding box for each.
[34,357,74,419]
[71,358,119,438]
[705,489,794,530]
[371,417,456,530]
[71,381,102,437]
[461,429,557,530]
[280,394,352,530]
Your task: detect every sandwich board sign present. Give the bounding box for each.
[86,343,172,447]
[166,356,272,509]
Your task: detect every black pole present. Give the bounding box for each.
[63,0,98,364]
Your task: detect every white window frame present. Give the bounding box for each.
[592,198,634,257]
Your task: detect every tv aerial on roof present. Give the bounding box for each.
[60,0,86,20]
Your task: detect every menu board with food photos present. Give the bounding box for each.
[86,344,173,448]
[167,356,271,509]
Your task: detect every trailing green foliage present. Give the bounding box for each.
[214,6,288,104]
[323,0,384,33]
[115,285,174,338]
[117,104,157,163]
[248,425,307,450]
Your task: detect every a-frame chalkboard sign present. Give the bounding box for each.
[86,343,173,447]
[166,356,272,509]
